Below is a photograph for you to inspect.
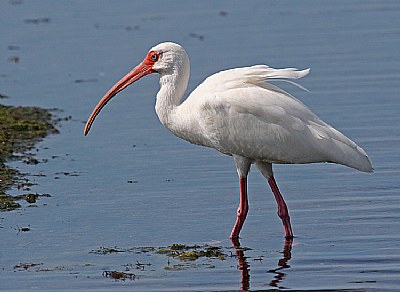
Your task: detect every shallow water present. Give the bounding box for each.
[1,1,400,291]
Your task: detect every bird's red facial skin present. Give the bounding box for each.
[84,51,159,136]
[142,51,161,72]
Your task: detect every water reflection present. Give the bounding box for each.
[231,238,251,291]
[231,238,293,291]
[267,238,293,289]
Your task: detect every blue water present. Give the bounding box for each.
[1,1,399,291]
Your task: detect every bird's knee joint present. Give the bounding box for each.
[237,207,249,217]
[277,210,289,220]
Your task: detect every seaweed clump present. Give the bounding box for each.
[0,103,58,210]
[156,243,226,261]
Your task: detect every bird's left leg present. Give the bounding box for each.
[230,156,252,239]
[256,161,294,239]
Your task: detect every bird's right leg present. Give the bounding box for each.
[230,156,252,239]
[256,162,294,239]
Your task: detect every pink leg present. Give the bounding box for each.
[268,176,293,239]
[230,177,248,239]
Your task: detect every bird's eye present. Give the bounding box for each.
[150,53,159,61]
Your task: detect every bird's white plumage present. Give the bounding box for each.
[163,62,372,172]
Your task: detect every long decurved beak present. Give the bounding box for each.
[84,61,154,136]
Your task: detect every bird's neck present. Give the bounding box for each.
[155,67,190,128]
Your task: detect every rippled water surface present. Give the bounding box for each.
[1,1,399,291]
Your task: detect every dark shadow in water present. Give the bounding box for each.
[231,238,293,291]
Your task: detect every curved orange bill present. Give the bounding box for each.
[84,61,154,136]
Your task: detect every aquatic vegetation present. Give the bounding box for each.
[156,244,226,261]
[90,246,127,255]
[90,243,228,275]
[102,270,136,281]
[0,192,51,211]
[13,262,43,271]
[0,194,21,211]
[0,103,58,210]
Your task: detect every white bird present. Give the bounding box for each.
[84,42,373,239]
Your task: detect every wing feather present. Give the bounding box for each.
[185,65,372,172]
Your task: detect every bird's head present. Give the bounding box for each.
[150,42,189,75]
[84,42,188,136]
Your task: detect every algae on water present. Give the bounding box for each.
[0,102,58,210]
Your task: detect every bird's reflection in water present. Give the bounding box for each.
[230,238,293,291]
[267,238,293,289]
[231,238,251,291]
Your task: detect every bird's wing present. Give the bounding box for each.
[190,65,372,171]
[207,65,317,127]
[191,65,315,132]
[193,65,309,96]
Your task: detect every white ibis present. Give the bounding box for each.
[84,42,373,239]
